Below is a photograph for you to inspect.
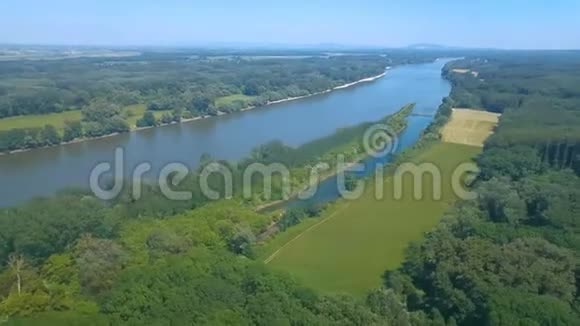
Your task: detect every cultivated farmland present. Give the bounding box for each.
[264,142,482,295]
[441,108,500,147]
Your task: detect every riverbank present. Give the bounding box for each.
[254,158,364,213]
[255,102,413,213]
[240,70,388,111]
[0,70,390,157]
[0,59,453,207]
[332,71,388,90]
[258,91,473,295]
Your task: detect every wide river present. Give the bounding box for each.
[0,59,452,207]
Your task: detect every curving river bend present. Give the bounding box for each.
[0,59,452,207]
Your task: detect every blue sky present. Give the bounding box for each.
[0,0,578,49]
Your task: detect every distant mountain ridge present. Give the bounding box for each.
[405,43,458,50]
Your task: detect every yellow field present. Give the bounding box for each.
[441,108,500,147]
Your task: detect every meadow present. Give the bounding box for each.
[123,104,171,127]
[0,104,170,132]
[0,110,82,131]
[214,93,256,107]
[264,141,482,296]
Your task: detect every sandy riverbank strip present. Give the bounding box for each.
[241,69,389,110]
[333,71,388,90]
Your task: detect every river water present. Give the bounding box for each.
[267,114,436,212]
[0,59,452,207]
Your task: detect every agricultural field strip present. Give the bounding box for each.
[441,108,500,147]
[264,142,482,294]
[264,203,352,264]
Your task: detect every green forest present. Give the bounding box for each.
[380,52,580,324]
[1,51,580,325]
[0,103,414,324]
[0,51,438,153]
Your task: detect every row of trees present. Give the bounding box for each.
[0,104,194,153]
[0,125,61,152]
[135,109,182,128]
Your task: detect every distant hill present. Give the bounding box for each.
[405,43,458,50]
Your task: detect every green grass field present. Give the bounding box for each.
[123,104,170,127]
[0,104,171,132]
[264,142,482,296]
[0,110,82,131]
[214,94,255,107]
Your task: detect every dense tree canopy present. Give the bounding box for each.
[2,50,580,324]
[381,52,580,325]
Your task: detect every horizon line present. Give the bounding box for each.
[1,41,580,52]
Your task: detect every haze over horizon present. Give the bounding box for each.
[0,0,579,50]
